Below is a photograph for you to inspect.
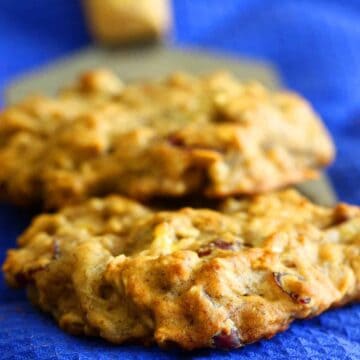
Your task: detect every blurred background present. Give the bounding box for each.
[0,0,360,204]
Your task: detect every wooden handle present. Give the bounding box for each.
[83,0,172,45]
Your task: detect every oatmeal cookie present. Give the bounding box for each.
[3,190,360,350]
[0,70,334,208]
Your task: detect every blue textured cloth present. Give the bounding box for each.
[0,1,360,359]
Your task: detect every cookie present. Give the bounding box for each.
[0,70,334,208]
[3,190,360,350]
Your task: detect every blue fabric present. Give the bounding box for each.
[0,0,359,358]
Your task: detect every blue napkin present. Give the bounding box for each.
[0,1,359,359]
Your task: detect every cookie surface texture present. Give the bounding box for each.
[3,190,360,350]
[0,70,334,208]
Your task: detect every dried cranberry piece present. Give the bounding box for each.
[291,294,311,304]
[167,134,184,147]
[212,328,243,350]
[273,272,311,305]
[197,238,238,257]
[212,239,234,250]
[197,247,212,257]
[52,239,61,260]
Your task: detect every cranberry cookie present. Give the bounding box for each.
[0,70,334,208]
[3,190,359,350]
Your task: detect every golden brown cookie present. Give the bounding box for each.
[0,70,334,208]
[3,190,360,350]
